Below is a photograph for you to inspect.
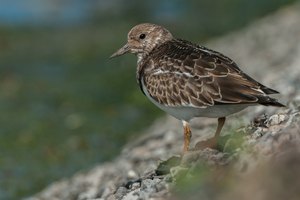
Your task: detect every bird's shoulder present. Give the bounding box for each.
[139,38,244,79]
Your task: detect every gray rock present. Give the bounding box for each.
[28,2,300,200]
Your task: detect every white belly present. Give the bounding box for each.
[153,102,248,121]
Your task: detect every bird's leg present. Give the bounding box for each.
[214,117,226,140]
[195,117,226,150]
[182,120,192,153]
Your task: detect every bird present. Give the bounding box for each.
[110,23,284,154]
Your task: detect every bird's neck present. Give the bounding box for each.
[137,53,144,64]
[136,54,148,95]
[136,53,147,77]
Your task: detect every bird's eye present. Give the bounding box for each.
[139,33,146,40]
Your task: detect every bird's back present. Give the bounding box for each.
[138,39,284,108]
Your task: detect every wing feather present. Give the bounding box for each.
[140,39,283,108]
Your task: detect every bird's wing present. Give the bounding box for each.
[142,39,282,108]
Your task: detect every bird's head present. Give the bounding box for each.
[110,23,173,61]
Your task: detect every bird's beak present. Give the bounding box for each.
[110,43,130,59]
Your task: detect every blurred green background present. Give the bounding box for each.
[0,0,297,199]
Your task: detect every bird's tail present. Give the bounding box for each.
[258,95,285,107]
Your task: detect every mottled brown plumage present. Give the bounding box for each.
[140,38,282,108]
[111,23,284,153]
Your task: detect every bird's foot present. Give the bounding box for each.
[194,137,220,151]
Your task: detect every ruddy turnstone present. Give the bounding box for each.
[110,23,284,153]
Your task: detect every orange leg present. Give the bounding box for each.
[182,120,192,153]
[195,117,226,150]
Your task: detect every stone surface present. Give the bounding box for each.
[28,3,300,200]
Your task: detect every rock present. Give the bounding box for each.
[28,2,300,200]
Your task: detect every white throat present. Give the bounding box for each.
[137,53,143,64]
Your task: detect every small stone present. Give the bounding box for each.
[253,114,268,128]
[127,170,138,179]
[131,182,141,190]
[267,114,287,126]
